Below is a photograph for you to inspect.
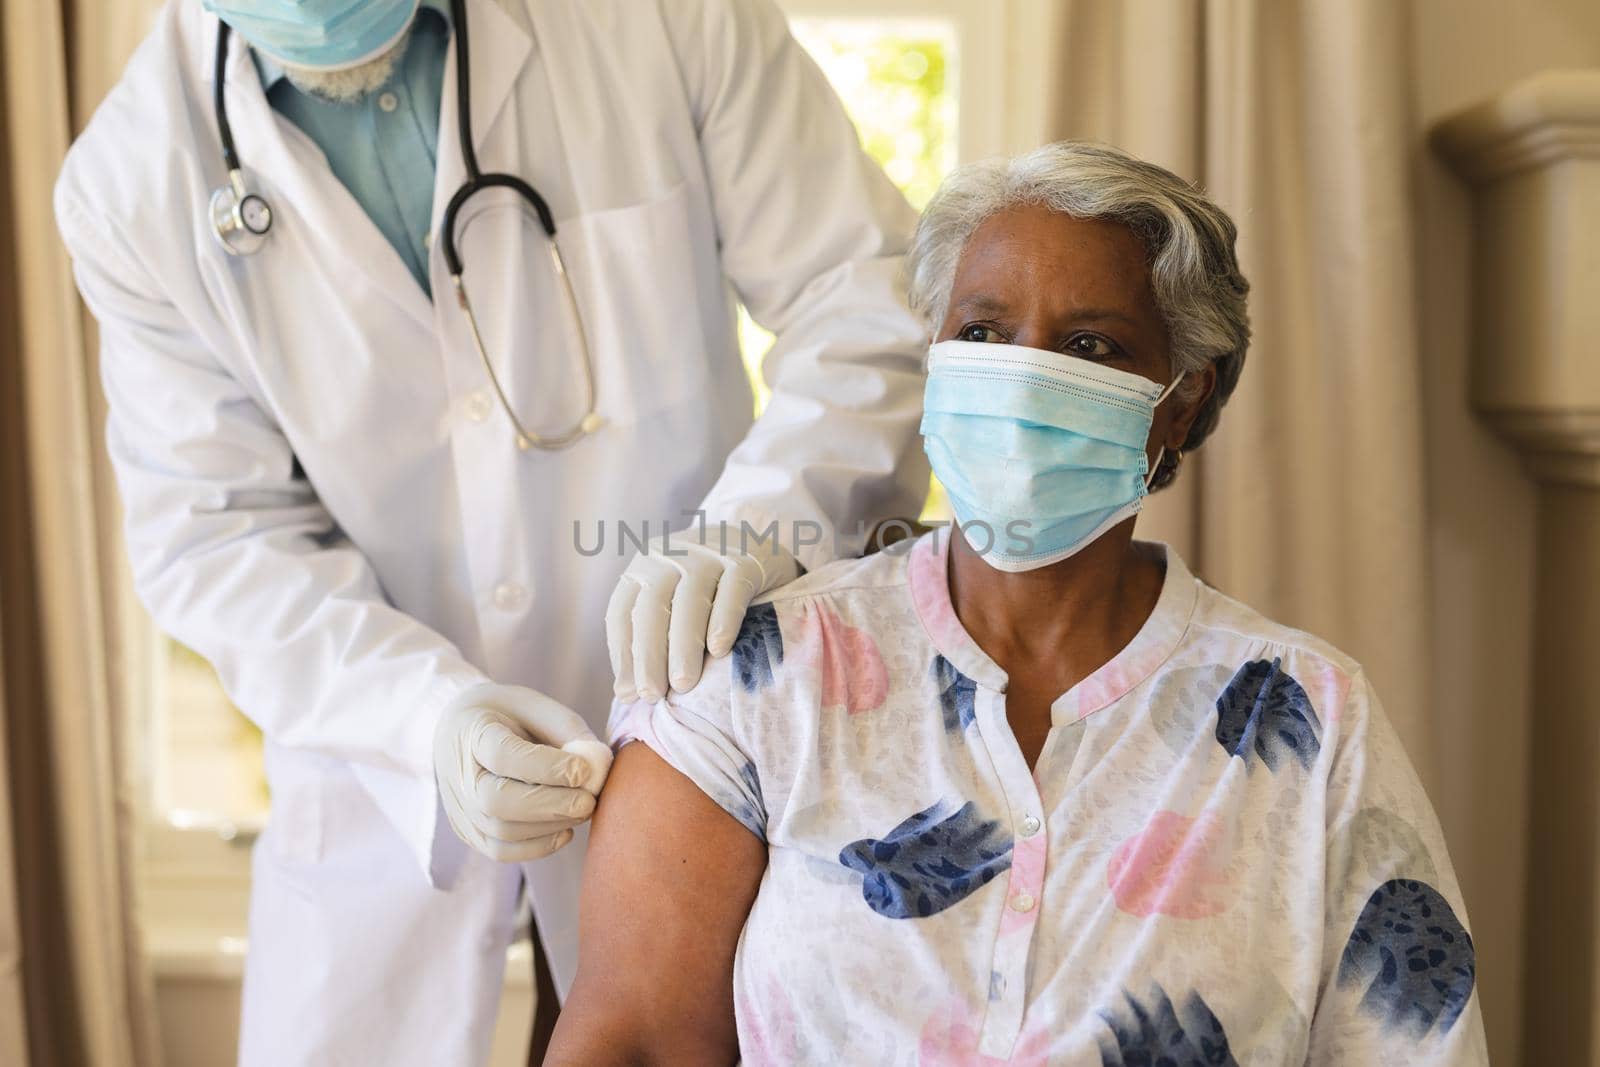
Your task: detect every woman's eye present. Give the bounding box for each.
[958,323,1007,344]
[1065,333,1119,359]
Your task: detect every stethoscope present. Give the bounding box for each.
[208,0,603,451]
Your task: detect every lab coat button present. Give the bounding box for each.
[378,91,399,113]
[1020,815,1041,837]
[1009,891,1036,913]
[464,391,492,423]
[493,582,527,610]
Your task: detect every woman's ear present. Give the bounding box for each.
[1166,362,1217,451]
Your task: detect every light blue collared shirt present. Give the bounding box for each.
[252,0,450,295]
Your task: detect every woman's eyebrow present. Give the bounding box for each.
[952,293,1011,316]
[952,294,1142,330]
[1063,307,1141,328]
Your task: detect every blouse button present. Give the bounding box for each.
[378,91,399,113]
[1020,815,1041,837]
[1009,891,1036,913]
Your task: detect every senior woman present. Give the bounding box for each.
[548,142,1487,1065]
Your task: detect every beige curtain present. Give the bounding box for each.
[0,0,160,1063]
[1040,0,1512,1054]
[1048,0,1434,776]
[0,586,30,1067]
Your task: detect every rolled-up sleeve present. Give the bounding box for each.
[608,650,765,841]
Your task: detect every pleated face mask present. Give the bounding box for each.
[205,0,420,71]
[920,340,1184,572]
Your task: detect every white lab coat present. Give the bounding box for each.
[55,0,927,1061]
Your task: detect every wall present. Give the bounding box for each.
[1412,1,1600,1063]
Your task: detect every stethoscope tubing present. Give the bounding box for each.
[210,0,602,451]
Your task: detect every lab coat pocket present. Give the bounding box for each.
[555,182,720,427]
[444,181,721,435]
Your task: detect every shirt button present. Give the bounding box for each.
[423,231,433,249]
[493,582,527,610]
[1020,815,1041,837]
[1010,891,1036,913]
[464,391,492,423]
[378,91,399,112]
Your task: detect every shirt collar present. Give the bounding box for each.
[906,530,1199,723]
[251,0,452,91]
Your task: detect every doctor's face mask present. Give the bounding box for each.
[920,340,1184,573]
[205,0,421,71]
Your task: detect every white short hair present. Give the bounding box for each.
[906,141,1250,484]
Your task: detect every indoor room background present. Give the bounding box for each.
[3,1,1599,1064]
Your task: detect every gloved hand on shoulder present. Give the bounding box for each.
[606,527,800,702]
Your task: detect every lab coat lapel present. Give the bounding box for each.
[214,23,436,333]
[429,0,532,234]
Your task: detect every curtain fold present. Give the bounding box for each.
[1047,0,1436,779]
[0,0,160,1063]
[0,584,30,1067]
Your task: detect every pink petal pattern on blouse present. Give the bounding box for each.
[917,997,1053,1066]
[1106,809,1234,919]
[793,603,890,715]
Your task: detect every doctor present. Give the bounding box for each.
[54,0,926,1063]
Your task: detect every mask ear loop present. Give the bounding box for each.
[1145,371,1187,490]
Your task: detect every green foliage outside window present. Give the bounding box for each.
[793,23,956,210]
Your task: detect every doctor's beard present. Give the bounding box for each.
[282,25,414,105]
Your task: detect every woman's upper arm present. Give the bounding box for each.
[547,740,767,1066]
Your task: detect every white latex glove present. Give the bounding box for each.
[606,529,800,702]
[433,682,614,862]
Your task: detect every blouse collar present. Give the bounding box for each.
[906,530,1199,724]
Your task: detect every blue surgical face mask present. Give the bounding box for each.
[205,0,421,71]
[921,340,1184,572]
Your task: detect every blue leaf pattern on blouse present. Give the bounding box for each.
[731,603,784,693]
[932,654,977,733]
[1098,982,1237,1066]
[838,799,1013,919]
[1214,658,1321,771]
[1339,879,1475,1038]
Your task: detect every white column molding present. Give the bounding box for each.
[1433,70,1600,486]
[1432,69,1600,1066]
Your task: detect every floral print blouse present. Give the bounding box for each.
[609,532,1487,1066]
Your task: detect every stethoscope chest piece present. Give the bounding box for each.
[209,20,272,257]
[210,172,273,257]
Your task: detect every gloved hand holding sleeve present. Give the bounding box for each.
[606,529,800,702]
[433,683,614,862]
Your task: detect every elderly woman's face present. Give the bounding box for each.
[935,205,1210,466]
